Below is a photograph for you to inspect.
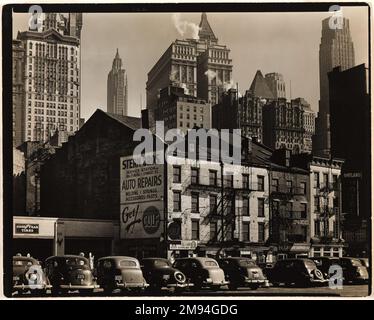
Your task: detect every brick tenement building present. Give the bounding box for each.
[40,109,141,220]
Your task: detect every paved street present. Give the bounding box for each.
[12,284,369,298]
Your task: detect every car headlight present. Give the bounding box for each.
[206,278,213,283]
[29,273,38,282]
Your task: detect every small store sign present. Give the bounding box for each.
[169,240,198,250]
[15,223,39,234]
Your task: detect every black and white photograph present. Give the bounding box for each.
[1,1,372,303]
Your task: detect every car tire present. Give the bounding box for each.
[51,288,60,296]
[103,285,114,295]
[228,283,238,290]
[249,284,259,290]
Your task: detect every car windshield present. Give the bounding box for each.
[351,259,362,267]
[120,260,137,267]
[303,260,316,270]
[154,259,170,267]
[204,260,218,267]
[13,259,35,266]
[238,260,256,267]
[65,258,87,266]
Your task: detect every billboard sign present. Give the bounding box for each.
[120,156,164,239]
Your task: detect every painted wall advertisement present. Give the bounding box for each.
[120,156,164,239]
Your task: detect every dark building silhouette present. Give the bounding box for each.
[107,49,128,116]
[40,110,141,220]
[314,17,355,157]
[329,63,370,256]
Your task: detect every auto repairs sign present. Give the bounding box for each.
[120,156,164,239]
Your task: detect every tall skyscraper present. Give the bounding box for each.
[146,13,232,130]
[13,13,83,146]
[107,49,128,116]
[313,17,355,156]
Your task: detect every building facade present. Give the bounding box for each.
[265,72,286,99]
[107,49,128,116]
[268,149,311,258]
[262,98,305,154]
[328,64,370,256]
[155,86,211,133]
[146,13,232,129]
[314,17,355,157]
[12,39,25,147]
[212,89,264,143]
[13,13,82,145]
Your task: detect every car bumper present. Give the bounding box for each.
[13,284,52,291]
[59,284,100,290]
[166,283,194,288]
[205,281,229,287]
[116,282,149,289]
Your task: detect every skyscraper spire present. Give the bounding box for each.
[112,48,122,70]
[198,12,217,42]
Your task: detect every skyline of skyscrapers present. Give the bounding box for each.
[107,49,128,116]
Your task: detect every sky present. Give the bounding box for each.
[13,7,369,121]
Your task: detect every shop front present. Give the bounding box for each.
[13,216,119,262]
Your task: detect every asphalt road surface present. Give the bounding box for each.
[12,284,369,298]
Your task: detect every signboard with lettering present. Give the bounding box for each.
[169,240,198,250]
[15,223,39,234]
[120,156,164,239]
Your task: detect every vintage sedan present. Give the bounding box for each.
[267,258,328,287]
[218,257,267,290]
[45,255,99,295]
[173,257,228,290]
[96,256,148,293]
[141,258,192,292]
[339,257,369,284]
[13,255,51,295]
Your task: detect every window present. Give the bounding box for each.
[322,173,329,188]
[314,196,320,212]
[257,175,264,191]
[286,180,292,193]
[333,220,339,239]
[210,194,217,214]
[286,201,293,218]
[173,166,181,183]
[258,198,265,217]
[242,197,249,216]
[242,174,249,189]
[258,223,265,242]
[272,200,279,214]
[224,174,233,188]
[301,226,308,242]
[209,170,217,186]
[271,178,279,192]
[225,224,233,241]
[191,220,200,240]
[173,191,181,211]
[210,222,217,241]
[191,168,199,184]
[242,222,250,241]
[314,172,320,189]
[191,192,199,213]
[300,182,307,195]
[314,220,321,236]
[332,175,338,190]
[301,203,307,219]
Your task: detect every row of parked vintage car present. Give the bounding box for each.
[12,254,369,295]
